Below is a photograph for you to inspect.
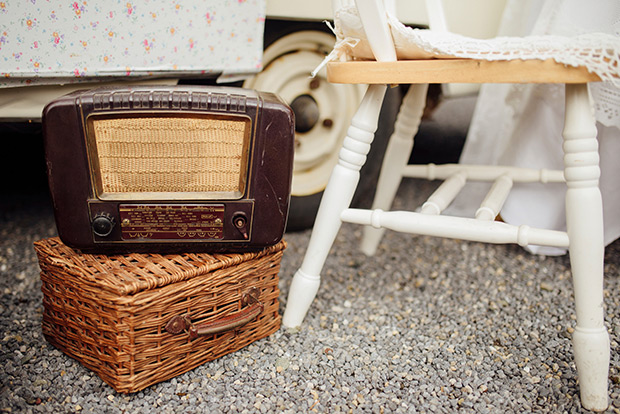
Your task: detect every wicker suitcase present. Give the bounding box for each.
[34,237,284,393]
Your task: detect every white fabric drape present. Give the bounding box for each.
[458,0,620,254]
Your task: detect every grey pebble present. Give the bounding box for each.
[1,179,620,413]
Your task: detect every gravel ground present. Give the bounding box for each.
[1,178,619,414]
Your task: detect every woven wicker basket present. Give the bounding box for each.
[34,237,284,393]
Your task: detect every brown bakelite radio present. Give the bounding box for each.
[42,86,294,253]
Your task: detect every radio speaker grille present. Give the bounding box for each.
[92,117,248,196]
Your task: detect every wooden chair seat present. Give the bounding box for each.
[327,58,602,84]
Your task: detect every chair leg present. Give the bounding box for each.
[563,83,610,412]
[361,84,429,256]
[282,84,388,328]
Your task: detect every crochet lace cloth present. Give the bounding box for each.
[327,5,620,84]
[316,4,620,128]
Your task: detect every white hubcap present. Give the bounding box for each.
[244,30,364,196]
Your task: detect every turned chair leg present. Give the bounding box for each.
[563,83,610,412]
[361,84,429,256]
[282,84,388,328]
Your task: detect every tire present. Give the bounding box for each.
[244,20,399,231]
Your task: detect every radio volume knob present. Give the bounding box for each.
[232,212,249,240]
[92,213,115,237]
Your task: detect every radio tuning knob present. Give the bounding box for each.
[232,212,249,240]
[92,213,115,237]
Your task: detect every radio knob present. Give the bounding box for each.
[232,212,249,240]
[92,213,115,237]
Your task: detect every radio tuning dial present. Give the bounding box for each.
[92,213,115,237]
[232,212,249,240]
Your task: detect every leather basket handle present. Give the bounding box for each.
[165,287,263,339]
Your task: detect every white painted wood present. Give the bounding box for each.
[384,0,397,17]
[332,0,344,17]
[355,0,397,62]
[424,0,448,32]
[563,83,610,412]
[344,208,570,247]
[285,0,397,327]
[282,84,388,328]
[420,172,467,215]
[361,84,428,256]
[403,163,565,183]
[475,174,513,220]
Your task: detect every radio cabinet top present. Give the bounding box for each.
[42,85,295,254]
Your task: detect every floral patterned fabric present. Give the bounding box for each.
[0,0,266,87]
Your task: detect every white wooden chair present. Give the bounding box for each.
[282,0,616,410]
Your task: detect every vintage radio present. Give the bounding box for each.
[42,86,294,253]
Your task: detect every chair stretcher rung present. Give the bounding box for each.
[476,175,514,221]
[403,163,565,183]
[421,173,466,215]
[341,208,569,248]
